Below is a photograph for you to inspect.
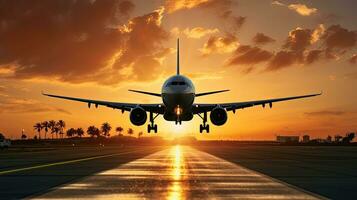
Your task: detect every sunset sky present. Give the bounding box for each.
[0,0,356,140]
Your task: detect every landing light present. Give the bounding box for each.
[175,105,182,116]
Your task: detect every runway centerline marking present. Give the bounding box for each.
[32,145,326,200]
[0,148,157,176]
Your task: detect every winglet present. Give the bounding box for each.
[177,38,180,75]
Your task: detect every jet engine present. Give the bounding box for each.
[130,107,147,126]
[210,106,227,126]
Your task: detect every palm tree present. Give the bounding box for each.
[138,131,143,138]
[48,120,56,139]
[57,120,66,139]
[41,121,50,139]
[33,122,42,140]
[101,122,112,137]
[76,128,84,138]
[87,126,100,138]
[66,128,76,138]
[116,126,124,136]
[127,128,134,136]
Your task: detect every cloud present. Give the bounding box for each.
[283,27,313,51]
[349,54,357,64]
[304,110,346,117]
[266,51,298,71]
[164,0,232,13]
[200,34,239,55]
[321,25,357,50]
[227,45,273,66]
[252,33,275,45]
[272,1,317,16]
[0,1,170,85]
[305,50,323,64]
[165,0,245,32]
[0,98,71,115]
[173,27,219,39]
[288,4,317,16]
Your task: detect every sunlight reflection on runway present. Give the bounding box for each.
[33,146,324,200]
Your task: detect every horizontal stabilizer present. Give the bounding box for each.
[128,89,161,97]
[195,90,229,97]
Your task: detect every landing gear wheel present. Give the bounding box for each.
[148,124,158,133]
[147,112,158,133]
[199,124,209,133]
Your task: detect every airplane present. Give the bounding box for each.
[43,39,321,133]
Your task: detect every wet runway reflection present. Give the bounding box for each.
[33,145,324,199]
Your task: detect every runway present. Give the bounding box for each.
[31,146,324,200]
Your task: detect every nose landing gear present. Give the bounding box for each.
[148,112,159,133]
[198,112,210,133]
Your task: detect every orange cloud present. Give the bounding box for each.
[0,1,169,85]
[200,34,239,55]
[288,4,317,16]
[272,1,317,16]
[182,27,219,39]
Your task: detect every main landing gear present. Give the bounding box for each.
[148,112,159,133]
[198,112,210,133]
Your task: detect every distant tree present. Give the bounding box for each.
[33,135,38,140]
[116,126,124,136]
[326,135,332,143]
[66,128,76,138]
[342,132,355,143]
[76,128,84,138]
[41,121,50,139]
[127,128,134,136]
[87,126,100,138]
[57,120,66,139]
[335,135,343,143]
[48,120,57,139]
[138,131,143,138]
[33,122,42,140]
[0,133,5,140]
[21,134,27,140]
[101,122,112,137]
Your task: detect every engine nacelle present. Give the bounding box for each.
[210,106,227,126]
[130,107,147,126]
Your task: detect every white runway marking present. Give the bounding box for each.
[32,146,324,200]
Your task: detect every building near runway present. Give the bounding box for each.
[276,135,299,143]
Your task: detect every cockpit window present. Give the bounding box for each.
[170,81,186,85]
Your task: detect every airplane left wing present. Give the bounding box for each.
[42,93,164,114]
[193,92,322,114]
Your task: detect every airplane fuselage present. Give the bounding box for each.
[161,75,195,122]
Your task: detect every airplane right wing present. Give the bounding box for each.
[192,92,322,114]
[42,93,165,114]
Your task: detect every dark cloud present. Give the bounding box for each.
[0,0,169,85]
[305,50,323,64]
[348,54,357,64]
[322,25,357,49]
[252,33,275,45]
[227,45,273,66]
[283,28,312,51]
[304,110,346,117]
[266,51,298,71]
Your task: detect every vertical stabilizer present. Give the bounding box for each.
[177,38,180,75]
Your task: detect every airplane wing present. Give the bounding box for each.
[42,93,165,114]
[192,93,322,114]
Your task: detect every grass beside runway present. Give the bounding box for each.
[195,144,357,200]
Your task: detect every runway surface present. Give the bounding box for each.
[31,145,324,200]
